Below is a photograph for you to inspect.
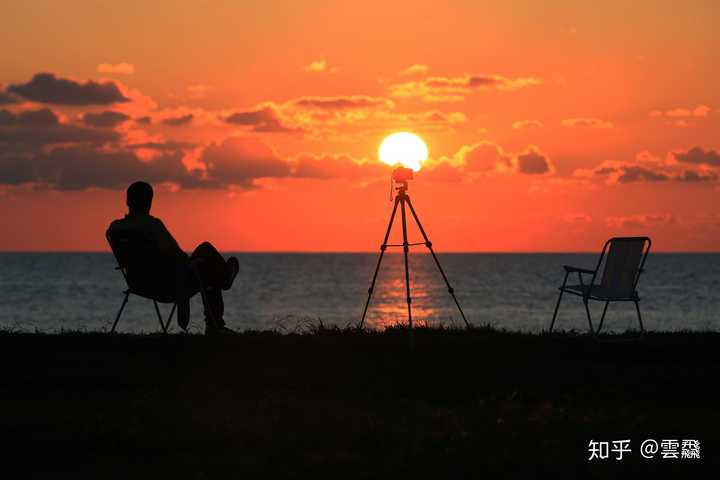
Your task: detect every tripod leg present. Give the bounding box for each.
[359,195,401,329]
[400,197,413,331]
[404,196,471,328]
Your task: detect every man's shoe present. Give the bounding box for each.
[222,257,239,291]
[205,325,239,336]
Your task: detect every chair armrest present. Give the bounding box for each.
[563,265,595,274]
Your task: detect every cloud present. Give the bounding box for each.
[456,141,512,172]
[673,147,720,166]
[225,104,301,133]
[449,141,553,177]
[593,167,617,176]
[48,147,201,190]
[406,110,466,124]
[466,75,539,89]
[303,59,338,74]
[616,165,669,183]
[135,116,152,125]
[675,170,718,182]
[580,149,719,185]
[0,87,18,105]
[8,73,130,105]
[579,161,667,185]
[562,213,593,224]
[515,147,552,175]
[0,146,201,190]
[0,108,59,127]
[292,153,385,179]
[279,96,469,133]
[96,62,135,75]
[162,114,194,126]
[126,141,196,151]
[0,108,119,147]
[605,214,675,229]
[512,120,543,130]
[82,110,130,128]
[200,137,292,188]
[278,95,465,134]
[0,131,306,191]
[387,74,541,102]
[291,96,394,110]
[649,105,711,118]
[560,118,613,128]
[0,135,305,190]
[423,161,465,183]
[352,110,466,134]
[399,64,428,76]
[423,75,540,91]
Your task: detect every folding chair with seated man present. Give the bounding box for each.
[107,181,239,335]
[107,229,184,333]
[549,236,651,335]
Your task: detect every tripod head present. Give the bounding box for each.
[392,166,413,196]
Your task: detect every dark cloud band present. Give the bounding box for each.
[8,73,129,105]
[82,111,130,128]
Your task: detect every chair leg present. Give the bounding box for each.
[583,300,596,335]
[163,303,177,332]
[549,289,564,332]
[153,300,168,334]
[596,301,610,333]
[634,300,645,333]
[111,292,130,333]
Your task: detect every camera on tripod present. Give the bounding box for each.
[392,166,414,184]
[360,132,470,332]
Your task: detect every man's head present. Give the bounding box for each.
[126,181,153,214]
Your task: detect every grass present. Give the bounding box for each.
[1,326,718,478]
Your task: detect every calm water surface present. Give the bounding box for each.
[0,253,718,333]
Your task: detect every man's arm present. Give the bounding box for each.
[153,218,188,259]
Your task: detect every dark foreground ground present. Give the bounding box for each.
[1,327,718,478]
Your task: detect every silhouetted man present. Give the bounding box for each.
[108,181,239,335]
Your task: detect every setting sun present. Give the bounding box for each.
[378,132,428,172]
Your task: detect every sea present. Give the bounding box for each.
[0,253,718,333]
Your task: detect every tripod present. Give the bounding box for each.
[359,180,470,330]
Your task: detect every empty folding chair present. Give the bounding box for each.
[549,237,651,334]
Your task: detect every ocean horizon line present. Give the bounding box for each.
[1,250,719,254]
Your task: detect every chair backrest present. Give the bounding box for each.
[106,228,158,273]
[106,228,175,301]
[598,237,651,296]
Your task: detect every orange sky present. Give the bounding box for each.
[1,0,718,251]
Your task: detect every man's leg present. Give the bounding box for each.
[201,286,225,329]
[190,242,233,330]
[174,259,198,331]
[190,242,228,288]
